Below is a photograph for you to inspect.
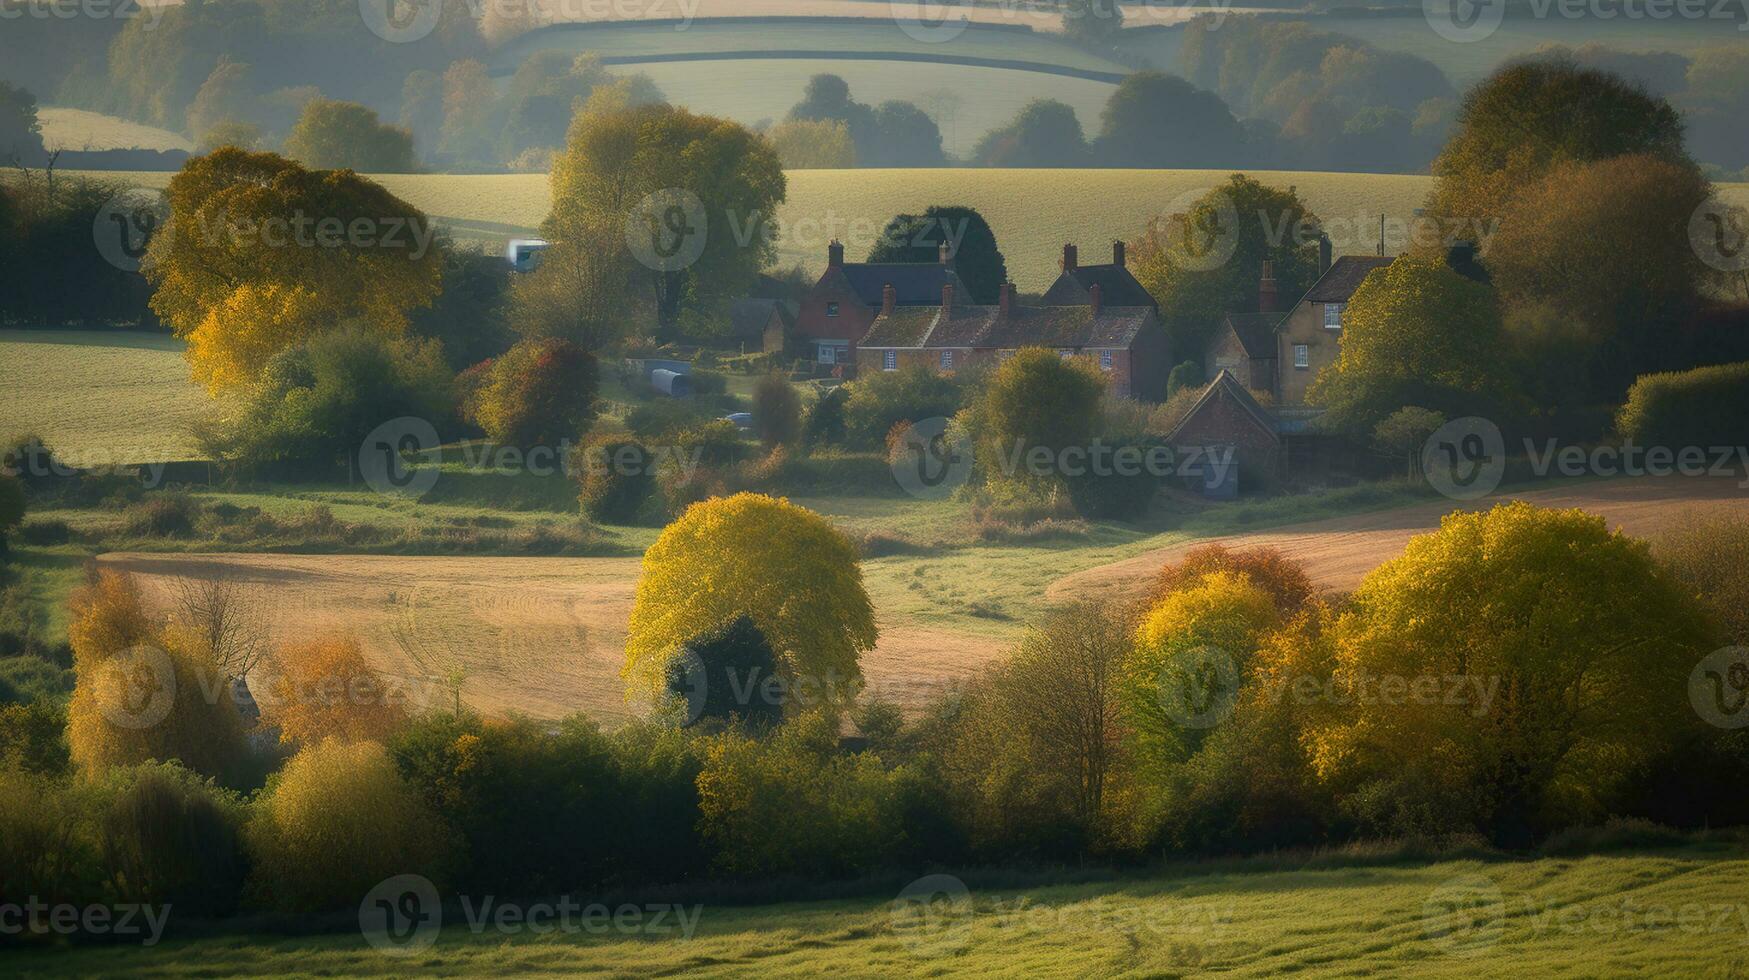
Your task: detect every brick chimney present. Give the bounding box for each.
[1113,240,1126,267]
[1258,260,1278,314]
[1061,243,1078,272]
[828,240,844,269]
[881,283,896,316]
[1089,282,1102,316]
[999,282,1013,318]
[1317,234,1332,277]
[938,240,953,266]
[941,282,955,311]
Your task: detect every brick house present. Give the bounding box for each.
[1042,241,1158,312]
[1166,369,1282,491]
[1274,255,1395,408]
[724,298,795,354]
[855,281,1171,400]
[794,240,968,373]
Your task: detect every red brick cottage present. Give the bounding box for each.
[793,241,969,373]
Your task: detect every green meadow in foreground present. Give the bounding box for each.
[14,846,1749,977]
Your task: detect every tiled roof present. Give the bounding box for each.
[1223,313,1281,359]
[834,263,967,308]
[1304,256,1394,304]
[1043,264,1158,309]
[727,299,795,340]
[860,303,1158,350]
[1166,369,1280,444]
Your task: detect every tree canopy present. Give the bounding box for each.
[973,100,1089,168]
[868,205,1007,303]
[1097,72,1249,168]
[284,99,417,173]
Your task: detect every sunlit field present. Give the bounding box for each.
[0,330,207,464]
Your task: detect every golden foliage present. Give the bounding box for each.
[1154,542,1314,616]
[261,634,410,748]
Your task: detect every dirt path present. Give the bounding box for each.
[98,552,1008,722]
[1047,475,1749,603]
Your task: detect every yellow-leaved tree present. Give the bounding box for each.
[260,635,410,748]
[624,493,876,711]
[1303,501,1712,840]
[66,571,245,780]
[144,147,444,390]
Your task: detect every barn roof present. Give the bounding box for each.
[1166,369,1280,444]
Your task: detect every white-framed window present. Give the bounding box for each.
[883,350,897,371]
[1324,302,1343,330]
[826,302,840,318]
[940,350,954,370]
[1099,350,1114,371]
[1293,344,1310,369]
[818,340,848,365]
[1058,349,1075,360]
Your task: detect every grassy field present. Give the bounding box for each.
[0,330,207,464]
[36,107,193,154]
[13,844,1749,976]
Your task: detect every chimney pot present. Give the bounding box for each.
[882,283,896,316]
[828,240,844,269]
[1318,233,1332,276]
[938,241,952,266]
[999,282,1013,317]
[1062,243,1078,272]
[1090,282,1102,315]
[1258,260,1279,314]
[942,282,955,311]
[1113,240,1126,267]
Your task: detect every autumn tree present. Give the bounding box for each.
[1308,253,1512,435]
[65,572,246,780]
[145,148,443,390]
[285,99,417,173]
[168,573,267,680]
[1303,502,1713,842]
[542,87,787,339]
[260,635,409,748]
[1428,59,1690,226]
[1154,542,1314,616]
[468,338,599,447]
[1484,154,1715,401]
[624,494,876,709]
[1132,174,1322,354]
[868,205,1007,303]
[766,119,857,169]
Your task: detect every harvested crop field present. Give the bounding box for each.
[97,551,1009,723]
[1050,474,1749,603]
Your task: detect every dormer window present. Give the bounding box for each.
[1324,302,1343,330]
[826,302,840,318]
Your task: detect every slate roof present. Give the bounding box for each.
[727,299,796,341]
[860,303,1158,350]
[1166,369,1280,444]
[1043,263,1158,310]
[1223,313,1282,359]
[1304,256,1395,304]
[831,263,968,308]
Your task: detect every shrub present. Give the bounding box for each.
[1166,360,1205,398]
[971,347,1106,499]
[1616,360,1749,449]
[472,338,600,447]
[624,494,876,709]
[1654,510,1749,644]
[688,368,727,397]
[260,635,409,748]
[246,739,451,912]
[0,700,69,774]
[65,572,247,781]
[625,398,709,441]
[0,768,103,907]
[664,615,783,729]
[842,366,963,449]
[1155,543,1315,616]
[98,762,247,914]
[17,518,71,546]
[578,437,656,524]
[121,494,200,538]
[802,385,848,448]
[752,373,803,448]
[1066,435,1162,520]
[2,434,66,492]
[0,472,22,554]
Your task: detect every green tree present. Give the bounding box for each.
[579,436,655,525]
[1131,174,1322,354]
[285,98,417,173]
[752,373,802,448]
[1308,254,1511,435]
[973,99,1088,168]
[1062,0,1124,46]
[544,88,787,339]
[765,119,856,169]
[972,347,1106,494]
[624,494,876,706]
[864,101,946,167]
[470,338,599,448]
[1304,502,1714,841]
[0,474,23,558]
[0,82,44,166]
[842,364,964,449]
[868,205,1007,303]
[665,615,783,729]
[1428,59,1689,227]
[1097,72,1248,168]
